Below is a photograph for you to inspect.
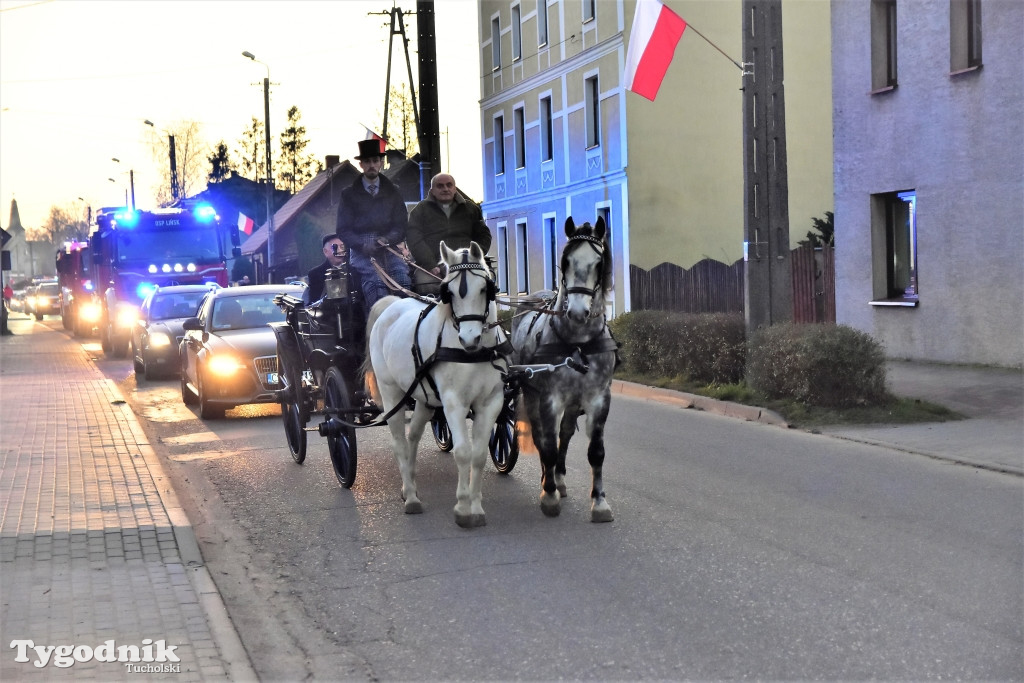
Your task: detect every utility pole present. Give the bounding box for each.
[242,51,275,283]
[417,1,441,197]
[742,0,792,333]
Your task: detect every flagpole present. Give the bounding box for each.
[685,22,747,73]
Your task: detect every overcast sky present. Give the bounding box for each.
[0,0,483,232]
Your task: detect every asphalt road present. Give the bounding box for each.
[96,346,1022,682]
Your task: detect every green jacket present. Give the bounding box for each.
[406,194,492,268]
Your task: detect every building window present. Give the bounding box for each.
[496,223,510,293]
[950,0,982,73]
[538,0,549,47]
[540,96,553,162]
[494,115,505,175]
[512,4,522,62]
[516,220,529,294]
[491,16,501,71]
[583,0,595,23]
[871,0,898,91]
[514,106,526,169]
[871,189,918,304]
[585,74,600,148]
[542,214,557,289]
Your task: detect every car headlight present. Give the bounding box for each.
[149,331,172,348]
[208,355,244,376]
[116,306,139,328]
[80,302,102,323]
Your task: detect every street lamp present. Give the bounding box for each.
[242,50,275,283]
[143,119,179,202]
[110,158,135,210]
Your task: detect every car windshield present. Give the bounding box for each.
[38,283,60,295]
[149,292,209,320]
[210,293,287,331]
[118,228,221,264]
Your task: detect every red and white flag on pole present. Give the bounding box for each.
[238,213,255,235]
[364,127,387,154]
[624,0,687,101]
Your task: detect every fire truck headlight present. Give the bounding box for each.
[148,265,158,274]
[83,280,94,292]
[162,264,172,273]
[187,263,197,272]
[80,302,102,323]
[174,263,184,273]
[208,354,243,376]
[116,306,139,328]
[149,331,172,348]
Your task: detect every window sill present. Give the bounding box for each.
[950,64,982,77]
[869,85,897,96]
[870,298,919,308]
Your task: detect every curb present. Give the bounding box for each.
[611,379,790,427]
[107,379,259,682]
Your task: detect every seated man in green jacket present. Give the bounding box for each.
[406,173,492,295]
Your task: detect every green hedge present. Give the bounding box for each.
[609,311,746,384]
[746,323,887,407]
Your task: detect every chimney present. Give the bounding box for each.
[325,155,340,168]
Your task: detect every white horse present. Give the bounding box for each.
[364,242,508,528]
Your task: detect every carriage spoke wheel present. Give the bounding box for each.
[431,409,454,452]
[489,391,519,474]
[278,344,307,464]
[323,367,358,488]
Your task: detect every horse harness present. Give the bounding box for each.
[411,263,512,406]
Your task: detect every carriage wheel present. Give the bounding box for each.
[488,390,519,474]
[277,342,307,464]
[430,409,454,452]
[323,366,358,488]
[282,400,307,464]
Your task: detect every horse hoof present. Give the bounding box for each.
[455,512,486,528]
[590,505,614,523]
[404,500,423,514]
[540,492,561,517]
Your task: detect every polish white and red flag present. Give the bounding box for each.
[624,0,688,101]
[238,213,255,235]
[364,127,387,154]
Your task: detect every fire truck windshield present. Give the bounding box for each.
[117,227,221,264]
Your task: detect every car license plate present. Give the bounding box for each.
[267,372,279,385]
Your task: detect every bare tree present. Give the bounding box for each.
[382,83,419,157]
[35,203,89,246]
[278,106,322,193]
[144,120,210,205]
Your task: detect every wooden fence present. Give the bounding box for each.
[630,245,835,323]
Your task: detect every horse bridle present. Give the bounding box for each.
[561,234,606,306]
[440,261,497,329]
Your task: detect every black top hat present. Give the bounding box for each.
[356,139,385,160]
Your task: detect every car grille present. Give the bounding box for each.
[253,355,279,390]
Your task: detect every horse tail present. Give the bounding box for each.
[361,296,401,403]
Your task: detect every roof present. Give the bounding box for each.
[241,160,357,254]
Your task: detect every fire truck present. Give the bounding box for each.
[55,239,99,337]
[90,204,239,357]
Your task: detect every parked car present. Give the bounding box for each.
[179,284,304,418]
[31,281,61,320]
[131,284,219,380]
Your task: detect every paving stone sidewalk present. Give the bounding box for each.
[0,318,254,681]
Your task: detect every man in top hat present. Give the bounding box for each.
[335,139,411,312]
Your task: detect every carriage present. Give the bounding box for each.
[272,217,616,527]
[270,256,520,490]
